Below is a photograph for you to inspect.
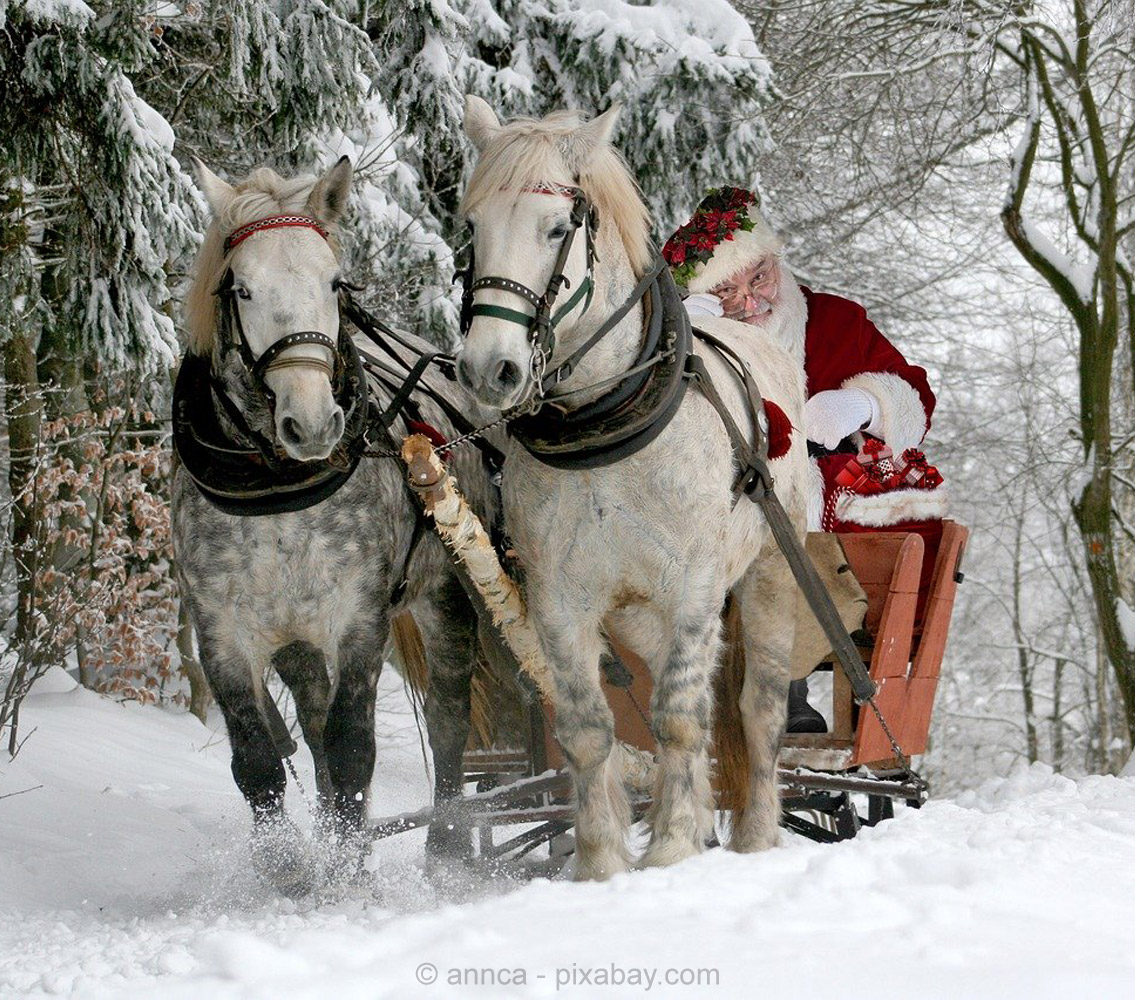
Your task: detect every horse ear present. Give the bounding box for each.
[464,94,502,152]
[192,157,235,217]
[564,105,622,172]
[307,156,353,224]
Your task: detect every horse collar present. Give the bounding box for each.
[172,323,371,516]
[507,265,692,469]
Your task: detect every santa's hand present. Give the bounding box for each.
[683,293,724,319]
[804,388,880,449]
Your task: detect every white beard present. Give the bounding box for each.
[761,266,807,366]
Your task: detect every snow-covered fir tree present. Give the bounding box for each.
[367,0,775,338]
[0,0,197,372]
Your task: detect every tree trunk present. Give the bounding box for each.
[2,328,44,754]
[1051,658,1065,772]
[1011,515,1038,762]
[1075,470,1135,761]
[4,328,43,650]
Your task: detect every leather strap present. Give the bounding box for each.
[687,329,877,704]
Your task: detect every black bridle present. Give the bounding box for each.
[457,184,599,391]
[213,213,342,413]
[173,215,371,515]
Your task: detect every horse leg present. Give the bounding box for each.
[324,619,385,836]
[196,629,313,895]
[535,594,631,881]
[639,597,720,869]
[413,575,479,859]
[271,640,333,809]
[730,552,795,853]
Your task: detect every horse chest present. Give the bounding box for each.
[185,513,373,646]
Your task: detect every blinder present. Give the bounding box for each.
[214,265,338,411]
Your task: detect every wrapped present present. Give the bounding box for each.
[817,436,948,623]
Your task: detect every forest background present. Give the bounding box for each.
[1,0,1133,789]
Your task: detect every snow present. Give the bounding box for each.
[127,94,176,154]
[1019,217,1095,304]
[3,668,1135,998]
[9,0,94,25]
[550,0,771,77]
[1117,598,1135,653]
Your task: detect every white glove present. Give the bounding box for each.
[683,293,724,319]
[804,388,880,449]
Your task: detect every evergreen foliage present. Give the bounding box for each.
[0,0,197,370]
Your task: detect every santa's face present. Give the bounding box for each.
[711,256,781,325]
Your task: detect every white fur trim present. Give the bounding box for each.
[683,293,724,318]
[687,208,783,295]
[805,456,825,531]
[841,371,927,453]
[834,486,949,527]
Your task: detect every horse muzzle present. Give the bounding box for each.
[455,339,532,410]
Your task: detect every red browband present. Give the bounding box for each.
[518,183,579,199]
[223,215,329,254]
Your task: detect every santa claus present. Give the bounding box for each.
[664,187,947,732]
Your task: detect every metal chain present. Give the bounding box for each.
[363,410,512,461]
[862,692,929,792]
[283,754,318,812]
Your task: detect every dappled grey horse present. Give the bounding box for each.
[172,159,495,892]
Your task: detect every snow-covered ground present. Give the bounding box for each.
[2,668,1134,999]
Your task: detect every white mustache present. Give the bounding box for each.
[734,298,773,321]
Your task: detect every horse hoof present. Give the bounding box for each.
[572,848,631,882]
[728,826,780,853]
[251,817,316,897]
[638,835,702,870]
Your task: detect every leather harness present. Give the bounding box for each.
[459,193,879,704]
[172,216,370,516]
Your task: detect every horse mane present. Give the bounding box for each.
[460,110,653,277]
[185,167,342,355]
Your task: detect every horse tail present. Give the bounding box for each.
[712,594,749,823]
[468,655,498,749]
[389,610,502,751]
[391,610,430,705]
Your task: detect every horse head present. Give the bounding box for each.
[456,96,652,411]
[189,158,353,462]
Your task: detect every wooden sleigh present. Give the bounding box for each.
[369,439,967,865]
[438,521,968,861]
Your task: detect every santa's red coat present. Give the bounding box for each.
[801,287,935,431]
[800,288,943,621]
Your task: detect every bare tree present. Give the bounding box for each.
[869,0,1135,742]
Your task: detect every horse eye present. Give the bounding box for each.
[331,277,342,292]
[235,286,251,301]
[549,225,568,241]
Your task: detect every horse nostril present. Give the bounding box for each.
[280,416,303,446]
[494,359,521,390]
[326,409,345,442]
[457,356,475,390]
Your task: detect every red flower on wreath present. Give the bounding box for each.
[662,186,762,287]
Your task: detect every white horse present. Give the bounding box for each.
[456,97,810,879]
